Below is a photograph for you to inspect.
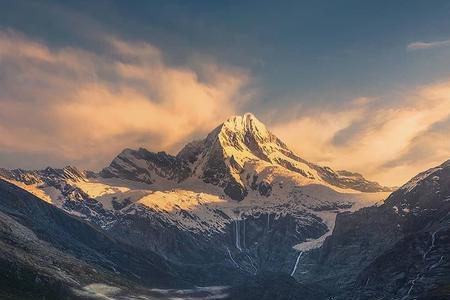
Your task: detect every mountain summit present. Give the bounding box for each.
[0,113,402,299]
[101,113,391,200]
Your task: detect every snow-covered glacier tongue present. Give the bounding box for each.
[0,113,391,290]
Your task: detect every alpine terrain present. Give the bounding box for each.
[2,113,448,299]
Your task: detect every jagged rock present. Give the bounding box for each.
[0,179,188,298]
[298,160,450,300]
[99,113,392,201]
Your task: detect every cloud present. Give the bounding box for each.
[407,39,450,50]
[2,28,450,187]
[272,80,450,186]
[0,29,253,170]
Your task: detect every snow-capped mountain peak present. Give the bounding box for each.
[97,113,393,201]
[0,113,392,269]
[216,112,286,164]
[221,112,272,142]
[0,165,87,185]
[175,113,392,200]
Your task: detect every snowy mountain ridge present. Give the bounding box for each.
[0,113,391,234]
[1,114,449,300]
[102,113,392,201]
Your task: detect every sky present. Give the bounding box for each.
[0,0,450,186]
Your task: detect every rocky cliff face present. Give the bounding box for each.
[100,148,191,184]
[0,179,189,299]
[100,113,392,201]
[0,165,87,185]
[297,160,450,300]
[0,178,331,299]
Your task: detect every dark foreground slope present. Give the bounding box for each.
[229,272,330,300]
[0,178,331,300]
[0,181,327,300]
[0,179,187,299]
[298,160,450,300]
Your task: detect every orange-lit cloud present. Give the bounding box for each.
[272,81,450,186]
[0,29,252,169]
[1,29,450,187]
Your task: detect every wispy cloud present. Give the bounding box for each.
[2,29,450,186]
[407,39,450,50]
[272,81,450,186]
[0,29,254,170]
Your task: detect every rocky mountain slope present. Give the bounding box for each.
[101,113,391,201]
[0,113,396,299]
[0,176,333,300]
[0,178,194,299]
[0,115,390,272]
[296,160,450,300]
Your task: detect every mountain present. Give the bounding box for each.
[0,113,389,251]
[296,160,450,299]
[1,113,449,300]
[101,113,391,201]
[0,178,193,299]
[0,113,394,299]
[100,148,191,184]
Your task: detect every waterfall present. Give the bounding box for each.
[245,253,258,274]
[423,229,440,259]
[267,213,270,230]
[235,219,242,251]
[430,256,445,270]
[403,227,445,299]
[403,273,421,299]
[227,247,241,270]
[290,251,303,276]
[234,217,247,251]
[242,218,246,249]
